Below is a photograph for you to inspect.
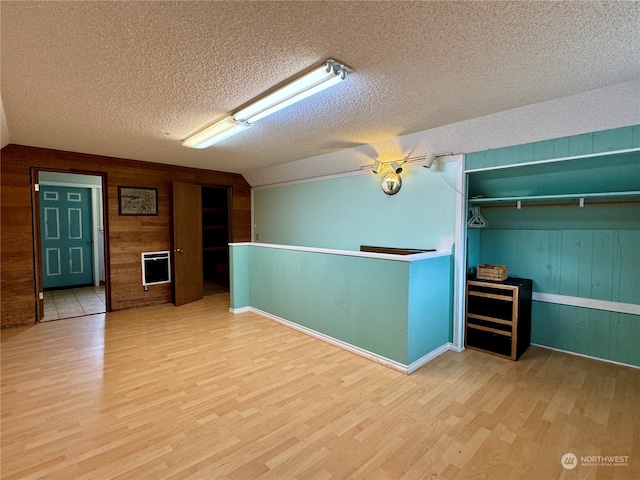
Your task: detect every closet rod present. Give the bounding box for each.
[483,200,640,210]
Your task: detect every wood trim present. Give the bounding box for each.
[511,285,519,360]
[466,280,519,291]
[467,313,512,326]
[101,172,112,313]
[467,323,512,337]
[468,290,513,302]
[30,168,44,321]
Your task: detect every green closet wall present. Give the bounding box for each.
[466,125,640,367]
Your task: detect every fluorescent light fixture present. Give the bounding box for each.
[234,60,349,123]
[182,59,351,148]
[181,116,252,149]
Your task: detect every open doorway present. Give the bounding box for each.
[201,186,231,296]
[36,171,107,321]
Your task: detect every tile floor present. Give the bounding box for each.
[42,286,106,322]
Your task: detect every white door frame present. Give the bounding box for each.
[450,154,467,350]
[39,179,104,287]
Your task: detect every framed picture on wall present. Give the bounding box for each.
[118,186,158,216]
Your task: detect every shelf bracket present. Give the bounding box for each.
[516,200,522,210]
[579,197,585,208]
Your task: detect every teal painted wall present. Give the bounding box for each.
[407,255,453,363]
[229,244,250,309]
[248,247,410,363]
[253,162,459,252]
[465,124,640,171]
[477,228,639,366]
[229,245,453,366]
[532,303,639,367]
[466,125,640,367]
[478,229,640,303]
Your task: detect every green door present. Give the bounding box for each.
[40,186,94,288]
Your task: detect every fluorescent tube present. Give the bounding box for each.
[234,60,348,123]
[182,116,252,149]
[182,59,350,148]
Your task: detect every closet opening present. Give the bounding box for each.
[201,186,231,296]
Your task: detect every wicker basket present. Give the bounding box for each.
[476,264,508,281]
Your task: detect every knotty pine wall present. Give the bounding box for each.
[1,145,251,327]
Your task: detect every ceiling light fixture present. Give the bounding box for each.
[181,117,252,149]
[182,59,351,148]
[390,161,403,174]
[422,154,436,169]
[381,171,402,195]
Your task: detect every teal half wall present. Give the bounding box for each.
[230,244,453,370]
[253,161,459,252]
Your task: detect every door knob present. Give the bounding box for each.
[175,248,184,253]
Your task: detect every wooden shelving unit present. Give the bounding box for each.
[201,188,230,288]
[465,277,532,360]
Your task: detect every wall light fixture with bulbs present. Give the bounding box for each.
[363,153,455,195]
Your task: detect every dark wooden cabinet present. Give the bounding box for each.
[465,277,532,360]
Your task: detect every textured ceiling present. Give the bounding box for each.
[1,1,639,182]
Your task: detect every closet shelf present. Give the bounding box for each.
[468,190,640,207]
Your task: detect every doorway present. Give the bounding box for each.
[35,171,108,321]
[202,186,231,296]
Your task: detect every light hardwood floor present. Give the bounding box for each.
[2,294,638,479]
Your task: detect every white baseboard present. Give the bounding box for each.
[250,307,409,373]
[235,306,454,374]
[229,306,250,314]
[407,343,452,374]
[531,343,640,370]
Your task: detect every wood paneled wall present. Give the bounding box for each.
[0,145,251,327]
